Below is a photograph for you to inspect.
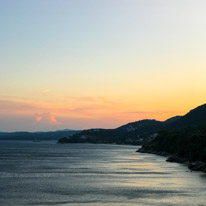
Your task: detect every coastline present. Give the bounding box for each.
[137,147,206,174]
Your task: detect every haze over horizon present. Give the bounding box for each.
[1,0,206,132]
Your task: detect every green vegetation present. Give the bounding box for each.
[142,126,206,162]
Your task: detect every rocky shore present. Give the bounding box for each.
[137,147,206,173]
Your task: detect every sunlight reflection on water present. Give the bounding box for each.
[0,141,206,206]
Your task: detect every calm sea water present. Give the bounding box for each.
[0,141,206,206]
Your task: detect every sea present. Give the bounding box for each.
[0,141,206,206]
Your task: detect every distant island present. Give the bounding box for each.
[0,129,81,141]
[58,103,206,173]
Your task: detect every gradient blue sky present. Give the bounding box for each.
[0,0,206,131]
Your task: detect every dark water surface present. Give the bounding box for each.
[0,141,206,206]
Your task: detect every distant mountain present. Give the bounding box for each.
[0,130,81,141]
[58,103,206,145]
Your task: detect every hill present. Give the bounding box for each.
[58,103,206,145]
[137,104,206,173]
[58,119,164,145]
[166,104,206,130]
[138,126,206,172]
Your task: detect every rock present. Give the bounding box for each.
[166,155,187,163]
[137,148,206,173]
[136,148,146,153]
[188,162,206,172]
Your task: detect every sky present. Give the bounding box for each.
[0,0,206,132]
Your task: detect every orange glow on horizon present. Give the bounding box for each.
[0,93,199,130]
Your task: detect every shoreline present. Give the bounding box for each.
[137,147,206,174]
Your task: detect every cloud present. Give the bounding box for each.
[35,112,61,125]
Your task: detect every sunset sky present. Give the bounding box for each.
[1,0,206,132]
